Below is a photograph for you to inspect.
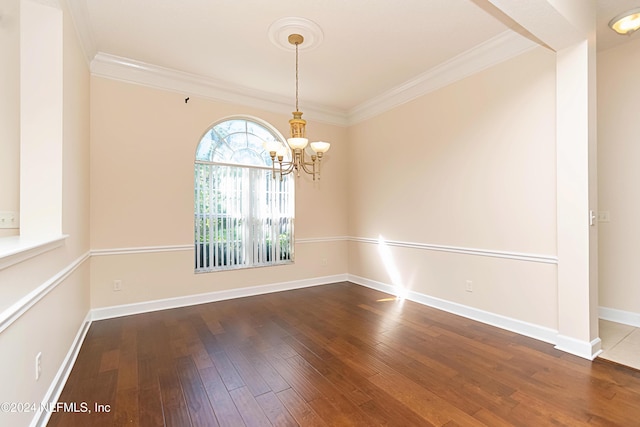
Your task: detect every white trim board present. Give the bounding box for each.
[0,235,67,271]
[599,307,640,328]
[91,244,193,256]
[349,274,558,344]
[348,274,600,361]
[555,334,602,361]
[90,237,349,256]
[349,236,557,264]
[91,274,348,321]
[89,236,555,265]
[30,313,92,427]
[0,251,89,334]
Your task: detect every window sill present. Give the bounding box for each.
[0,235,68,271]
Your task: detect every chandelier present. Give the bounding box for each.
[265,34,330,181]
[608,8,640,35]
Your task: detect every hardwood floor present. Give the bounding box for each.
[48,282,640,426]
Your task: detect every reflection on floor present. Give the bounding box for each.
[599,319,640,370]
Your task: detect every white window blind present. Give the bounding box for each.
[194,118,294,272]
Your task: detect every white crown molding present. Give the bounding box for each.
[86,30,538,128]
[90,52,349,127]
[347,30,539,124]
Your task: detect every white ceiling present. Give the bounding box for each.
[67,0,640,121]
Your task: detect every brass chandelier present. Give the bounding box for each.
[265,34,330,181]
[608,8,640,35]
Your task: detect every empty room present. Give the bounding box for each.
[2,0,640,426]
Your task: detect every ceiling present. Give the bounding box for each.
[66,0,640,121]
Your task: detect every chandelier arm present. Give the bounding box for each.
[277,161,291,173]
[276,158,297,176]
[299,159,316,175]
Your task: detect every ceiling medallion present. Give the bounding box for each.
[268,17,324,52]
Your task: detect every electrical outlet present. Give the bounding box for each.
[465,280,473,292]
[0,211,19,229]
[598,211,610,222]
[113,280,122,291]
[321,258,328,267]
[35,352,42,381]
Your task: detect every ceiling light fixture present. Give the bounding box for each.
[264,34,330,181]
[608,7,640,35]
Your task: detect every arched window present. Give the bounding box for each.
[194,117,294,271]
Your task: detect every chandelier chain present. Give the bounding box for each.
[295,41,299,112]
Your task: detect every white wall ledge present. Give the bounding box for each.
[0,235,68,271]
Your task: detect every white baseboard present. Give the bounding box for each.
[31,313,92,427]
[599,306,640,328]
[91,274,348,321]
[555,334,602,361]
[349,274,564,345]
[350,274,606,360]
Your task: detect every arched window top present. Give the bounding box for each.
[195,117,289,166]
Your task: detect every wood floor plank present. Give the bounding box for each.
[284,354,376,426]
[175,356,219,427]
[255,391,298,427]
[229,386,273,427]
[208,349,246,391]
[282,335,371,406]
[198,366,246,427]
[48,282,640,427]
[157,365,192,427]
[238,345,291,393]
[225,346,272,397]
[276,388,327,427]
[113,324,139,425]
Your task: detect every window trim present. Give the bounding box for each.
[194,116,294,272]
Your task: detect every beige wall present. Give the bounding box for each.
[0,0,20,237]
[598,37,640,316]
[348,46,559,328]
[0,2,629,422]
[0,0,90,425]
[89,77,349,308]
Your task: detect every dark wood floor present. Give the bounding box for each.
[48,282,640,426]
